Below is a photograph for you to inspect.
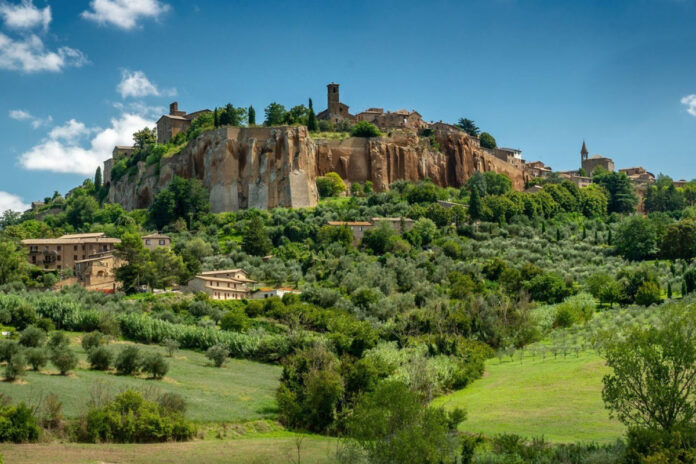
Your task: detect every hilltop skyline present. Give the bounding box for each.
[1,0,696,210]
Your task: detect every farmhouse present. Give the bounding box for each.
[187,269,255,300]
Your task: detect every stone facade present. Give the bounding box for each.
[156,102,211,144]
[619,166,655,185]
[580,142,614,175]
[316,83,355,125]
[141,233,171,251]
[187,269,254,300]
[74,253,123,292]
[21,233,120,272]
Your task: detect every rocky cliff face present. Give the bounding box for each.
[107,126,319,213]
[106,126,525,213]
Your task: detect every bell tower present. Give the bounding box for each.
[581,140,589,162]
[327,83,339,116]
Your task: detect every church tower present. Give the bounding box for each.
[327,83,339,117]
[581,140,589,162]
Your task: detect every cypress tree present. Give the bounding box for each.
[308,98,313,110]
[242,216,272,256]
[594,229,599,244]
[582,225,586,240]
[248,106,256,126]
[94,166,102,191]
[213,108,219,127]
[608,229,612,245]
[556,228,561,242]
[541,221,546,234]
[468,187,482,221]
[307,107,318,132]
[683,280,688,298]
[668,281,673,299]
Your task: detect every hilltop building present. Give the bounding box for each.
[580,141,614,175]
[21,233,120,272]
[619,167,655,185]
[187,269,255,300]
[524,161,553,178]
[156,102,211,144]
[317,83,427,130]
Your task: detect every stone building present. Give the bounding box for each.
[326,221,373,245]
[113,145,135,160]
[524,161,553,178]
[21,233,120,272]
[74,253,123,292]
[156,102,211,144]
[187,269,255,300]
[316,83,355,125]
[251,287,301,300]
[580,141,614,175]
[141,233,171,251]
[327,217,414,245]
[619,167,655,185]
[487,147,523,169]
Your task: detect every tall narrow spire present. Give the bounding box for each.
[581,140,588,156]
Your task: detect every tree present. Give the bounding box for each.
[87,346,112,370]
[141,352,168,379]
[635,281,661,306]
[468,187,482,221]
[0,241,26,285]
[220,308,249,332]
[315,172,346,198]
[51,346,77,375]
[149,190,176,229]
[94,166,102,191]
[206,344,229,367]
[456,118,480,136]
[241,215,272,256]
[213,107,219,127]
[26,348,47,371]
[284,105,310,125]
[347,381,461,464]
[148,248,186,289]
[592,170,637,214]
[133,127,156,149]
[661,220,696,260]
[148,176,209,229]
[115,346,141,375]
[307,106,318,131]
[264,102,286,126]
[66,195,98,229]
[580,184,608,218]
[350,121,381,138]
[479,132,497,149]
[248,105,256,125]
[114,233,151,293]
[601,306,696,431]
[615,216,658,260]
[219,103,247,127]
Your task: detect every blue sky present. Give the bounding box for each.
[1,0,696,211]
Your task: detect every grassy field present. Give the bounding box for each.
[0,335,281,422]
[434,351,624,443]
[0,433,338,464]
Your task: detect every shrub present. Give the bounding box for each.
[18,326,45,348]
[0,402,40,443]
[51,346,77,375]
[25,348,47,371]
[141,352,168,379]
[206,344,229,367]
[162,338,179,357]
[0,341,19,363]
[115,346,141,375]
[35,318,54,332]
[625,426,696,464]
[81,331,107,352]
[158,392,187,415]
[220,308,248,332]
[316,172,346,198]
[479,132,497,149]
[47,331,69,353]
[350,121,381,138]
[79,390,195,443]
[4,353,26,381]
[87,346,112,371]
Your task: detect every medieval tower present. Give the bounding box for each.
[327,83,340,117]
[581,140,588,162]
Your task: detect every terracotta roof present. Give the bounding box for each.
[22,237,120,245]
[327,221,372,226]
[60,233,105,239]
[75,254,116,264]
[371,217,414,223]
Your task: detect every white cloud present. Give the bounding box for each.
[48,119,90,142]
[82,0,169,30]
[0,191,29,212]
[9,109,52,128]
[19,113,154,175]
[0,33,87,73]
[0,0,51,31]
[682,94,696,117]
[117,70,160,98]
[113,101,164,119]
[9,109,31,120]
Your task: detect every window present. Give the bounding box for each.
[57,255,61,261]
[159,239,165,245]
[32,256,36,264]
[145,239,151,245]
[57,246,62,251]
[30,246,38,252]
[74,255,78,261]
[74,245,78,251]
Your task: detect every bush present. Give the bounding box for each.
[162,338,179,357]
[141,352,168,379]
[25,348,47,371]
[206,344,229,367]
[350,121,381,138]
[87,346,112,371]
[220,308,248,332]
[47,331,69,353]
[316,172,346,198]
[479,132,497,149]
[115,346,141,375]
[0,402,40,442]
[635,281,662,306]
[78,390,195,443]
[625,426,696,464]
[0,341,19,363]
[81,331,107,352]
[51,346,77,375]
[4,353,26,381]
[18,326,45,348]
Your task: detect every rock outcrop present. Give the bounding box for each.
[106,126,525,212]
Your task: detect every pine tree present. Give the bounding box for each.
[248,106,256,126]
[94,166,102,191]
[213,108,219,127]
[242,216,272,256]
[468,187,482,221]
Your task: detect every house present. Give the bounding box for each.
[524,161,553,178]
[327,221,373,244]
[252,287,301,300]
[327,217,414,245]
[371,217,415,234]
[619,167,655,185]
[141,233,171,251]
[156,102,211,144]
[187,269,255,300]
[74,253,124,292]
[21,232,121,272]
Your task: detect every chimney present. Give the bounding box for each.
[169,102,178,115]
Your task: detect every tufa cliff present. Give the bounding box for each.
[104,126,525,213]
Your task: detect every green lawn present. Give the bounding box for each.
[0,335,281,422]
[434,351,624,443]
[0,434,338,464]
